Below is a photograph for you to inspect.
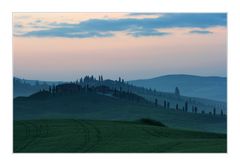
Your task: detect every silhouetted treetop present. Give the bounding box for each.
[175,87,180,96]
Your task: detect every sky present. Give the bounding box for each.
[13,13,227,81]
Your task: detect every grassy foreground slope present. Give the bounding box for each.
[14,119,226,153]
[14,92,226,133]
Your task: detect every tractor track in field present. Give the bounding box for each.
[15,121,36,152]
[15,119,101,152]
[82,121,101,152]
[133,124,185,152]
[73,120,102,152]
[53,120,85,152]
[14,120,171,152]
[15,122,38,152]
[76,121,126,152]
[71,120,91,152]
[15,121,49,152]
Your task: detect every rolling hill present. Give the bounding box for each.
[13,77,62,97]
[129,74,227,102]
[14,90,226,134]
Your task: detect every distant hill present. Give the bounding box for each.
[129,74,227,102]
[14,77,62,86]
[13,77,63,97]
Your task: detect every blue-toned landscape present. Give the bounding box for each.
[13,13,227,153]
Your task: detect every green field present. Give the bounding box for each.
[14,119,226,153]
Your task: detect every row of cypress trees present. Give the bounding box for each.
[154,99,225,116]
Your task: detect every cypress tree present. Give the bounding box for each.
[164,100,167,109]
[175,87,180,96]
[167,102,170,109]
[49,86,52,93]
[114,88,117,96]
[194,106,198,113]
[52,85,55,94]
[155,98,158,107]
[185,101,188,112]
[213,107,216,116]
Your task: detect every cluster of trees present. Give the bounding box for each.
[43,78,148,104]
[48,83,106,94]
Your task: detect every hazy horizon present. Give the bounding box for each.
[13,13,227,81]
[13,73,227,82]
